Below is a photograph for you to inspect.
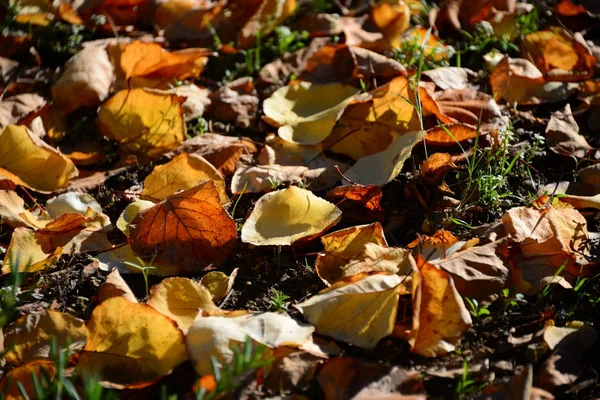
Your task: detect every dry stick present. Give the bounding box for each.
[334,165,361,186]
[19,187,51,218]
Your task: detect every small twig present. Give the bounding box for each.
[334,165,361,186]
[19,187,51,218]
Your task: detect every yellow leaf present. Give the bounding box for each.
[316,222,388,284]
[116,199,155,237]
[95,269,138,304]
[147,277,218,333]
[0,190,47,229]
[3,310,87,365]
[97,88,186,157]
[408,253,472,357]
[0,125,78,191]
[241,186,342,246]
[187,312,314,375]
[2,228,59,273]
[0,360,56,400]
[77,297,187,389]
[129,181,237,275]
[323,76,422,160]
[295,273,404,348]
[141,153,227,203]
[263,81,359,145]
[200,269,238,302]
[371,0,411,48]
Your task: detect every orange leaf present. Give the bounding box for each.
[129,180,236,275]
[424,124,477,146]
[0,360,56,400]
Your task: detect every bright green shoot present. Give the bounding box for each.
[267,288,290,312]
[123,256,156,298]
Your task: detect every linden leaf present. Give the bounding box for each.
[129,180,237,275]
[2,227,59,273]
[424,124,477,146]
[200,269,238,302]
[76,296,187,389]
[241,186,342,246]
[146,277,218,333]
[263,81,360,145]
[3,310,87,366]
[296,274,404,348]
[187,312,315,376]
[97,88,186,157]
[408,253,472,357]
[0,190,47,229]
[141,153,227,203]
[116,199,155,238]
[0,125,78,192]
[316,222,388,284]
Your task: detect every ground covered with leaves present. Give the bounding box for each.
[1,0,600,398]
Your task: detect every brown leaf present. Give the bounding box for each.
[0,93,46,130]
[546,104,594,158]
[207,77,258,128]
[129,180,237,275]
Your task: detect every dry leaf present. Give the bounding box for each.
[231,164,328,194]
[3,310,87,365]
[409,253,472,357]
[187,312,315,375]
[52,43,114,115]
[0,93,46,130]
[2,227,58,273]
[207,77,259,128]
[241,185,342,246]
[94,268,138,304]
[315,222,388,284]
[325,185,384,220]
[129,180,237,275]
[147,277,218,333]
[116,199,155,237]
[296,273,404,349]
[546,104,593,158]
[97,88,186,157]
[0,190,47,229]
[200,269,238,302]
[424,124,477,146]
[340,243,410,281]
[263,81,359,145]
[0,125,78,191]
[77,296,187,388]
[0,360,56,400]
[141,153,227,203]
[422,67,476,90]
[371,0,411,48]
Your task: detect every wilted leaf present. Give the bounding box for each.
[521,27,596,81]
[200,269,237,302]
[3,310,87,365]
[147,277,218,332]
[409,253,472,357]
[296,273,404,348]
[340,243,410,281]
[2,227,58,273]
[424,124,477,146]
[207,77,259,128]
[0,360,56,400]
[325,184,384,221]
[0,190,47,229]
[422,67,476,90]
[546,104,593,158]
[263,81,359,145]
[94,268,138,304]
[241,185,342,246]
[0,125,78,191]
[0,93,46,130]
[237,0,298,49]
[141,153,227,203]
[315,222,388,284]
[130,180,237,275]
[77,296,187,388]
[419,152,456,184]
[187,312,315,375]
[52,43,114,115]
[97,88,186,157]
[231,164,329,194]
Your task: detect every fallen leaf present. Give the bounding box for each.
[315,222,388,284]
[296,273,404,349]
[116,199,155,237]
[187,312,315,375]
[263,81,359,145]
[52,43,114,115]
[546,104,593,158]
[0,93,46,130]
[521,27,596,82]
[0,190,47,229]
[141,153,227,203]
[200,269,238,302]
[0,125,78,191]
[237,0,297,49]
[325,185,384,220]
[94,268,138,304]
[424,124,477,146]
[422,67,476,90]
[2,227,58,273]
[0,360,56,400]
[408,253,472,357]
[419,152,456,184]
[241,185,342,246]
[370,0,411,48]
[129,180,237,275]
[97,88,186,157]
[147,277,218,332]
[231,164,329,194]
[3,310,87,365]
[77,296,187,388]
[340,243,410,281]
[264,347,324,393]
[207,77,259,128]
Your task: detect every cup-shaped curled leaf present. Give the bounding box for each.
[241,186,342,246]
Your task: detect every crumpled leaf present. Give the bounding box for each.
[419,152,456,184]
[424,124,477,146]
[339,243,410,282]
[241,185,342,246]
[231,164,329,194]
[546,104,594,158]
[0,190,47,229]
[296,273,405,349]
[207,77,258,128]
[114,40,212,80]
[0,93,46,130]
[0,125,78,191]
[422,67,476,90]
[129,180,237,275]
[52,43,114,115]
[3,310,87,366]
[408,253,472,357]
[187,312,315,375]
[200,269,238,302]
[521,27,596,82]
[315,222,388,284]
[325,184,384,220]
[77,296,187,389]
[141,153,227,203]
[97,88,186,157]
[2,227,59,273]
[147,277,219,333]
[263,81,359,145]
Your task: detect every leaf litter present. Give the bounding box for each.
[1,0,600,398]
